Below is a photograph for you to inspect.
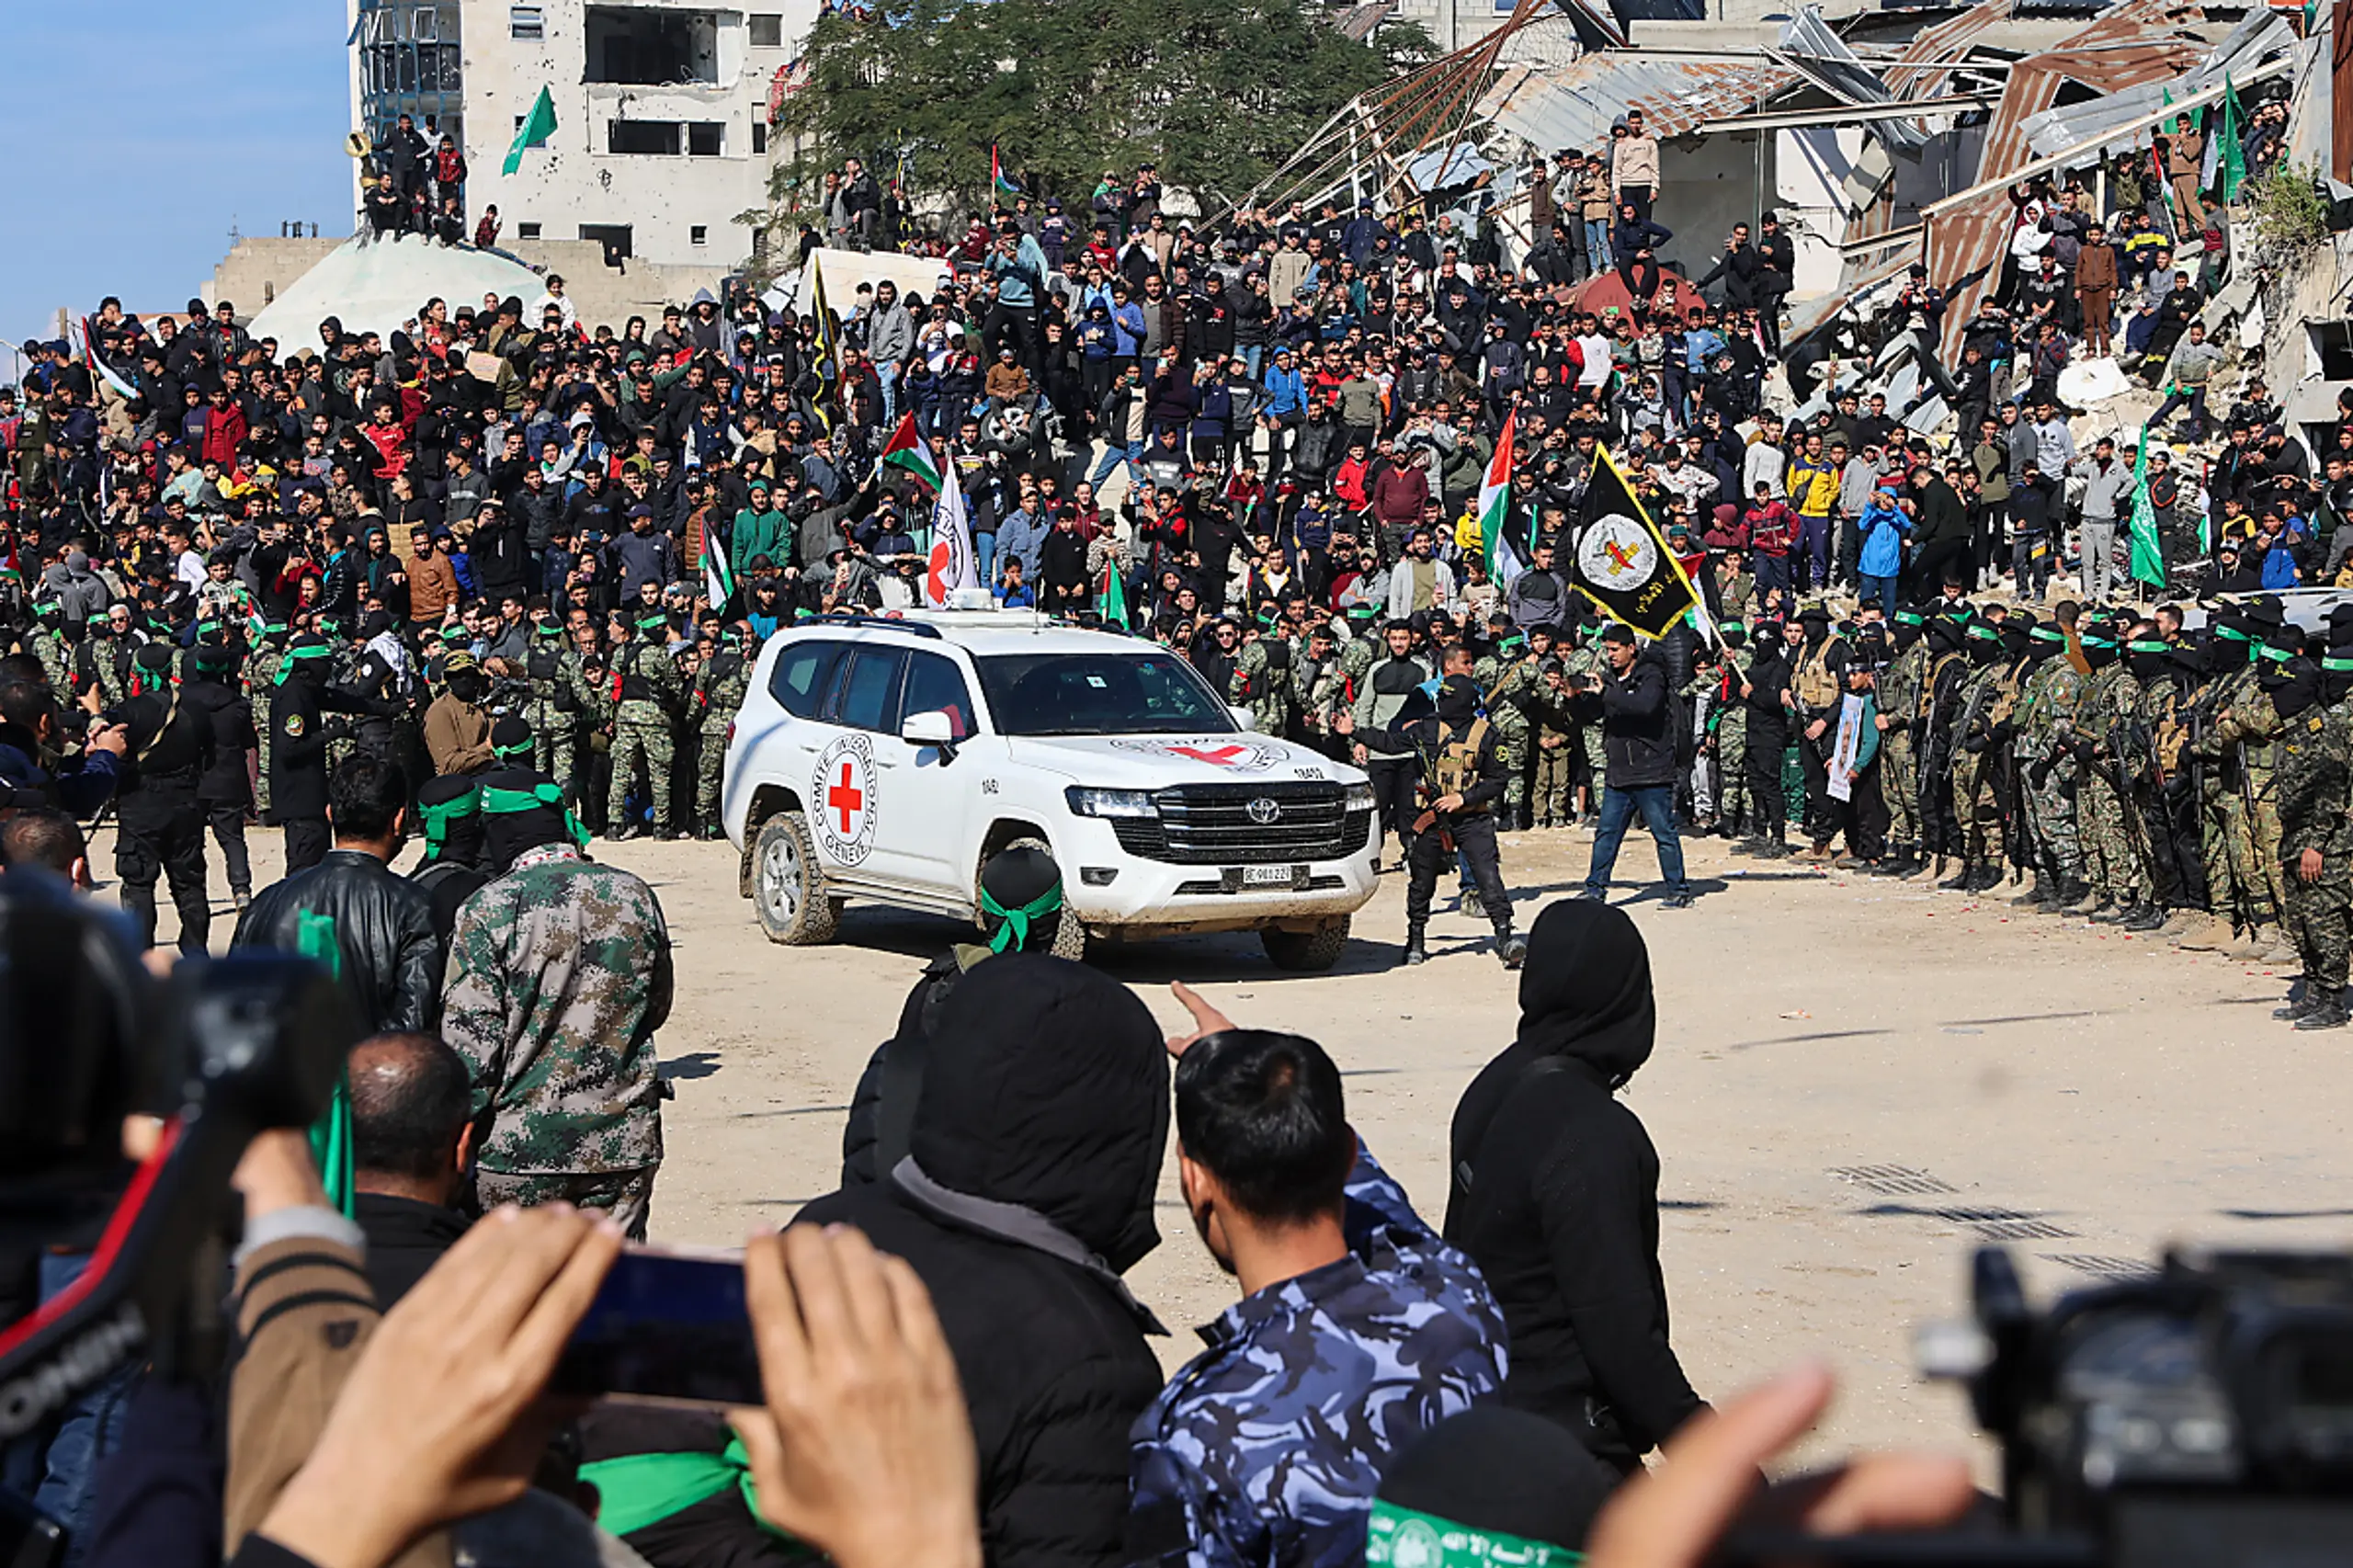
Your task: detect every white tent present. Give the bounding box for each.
[247,233,548,359]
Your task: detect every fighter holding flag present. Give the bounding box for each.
[1569,447,1708,642]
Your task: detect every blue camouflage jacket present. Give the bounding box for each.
[1126,1146,1506,1568]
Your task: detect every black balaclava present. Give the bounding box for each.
[1927,617,1964,655]
[2264,655,2322,721]
[2126,637,2170,682]
[1892,609,1926,652]
[1966,621,2004,665]
[976,845,1063,955]
[1798,607,1830,647]
[415,775,486,869]
[2203,613,2253,676]
[1435,674,1481,727]
[2323,646,2353,709]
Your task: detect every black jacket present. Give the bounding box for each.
[1444,901,1706,1467]
[800,957,1169,1568]
[353,1191,468,1308]
[1581,652,1676,789]
[182,676,256,809]
[231,849,443,1033]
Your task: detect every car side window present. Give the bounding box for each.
[901,652,977,739]
[768,640,844,720]
[825,646,910,733]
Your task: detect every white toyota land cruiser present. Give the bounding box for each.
[721,608,1378,969]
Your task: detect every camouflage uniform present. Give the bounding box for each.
[1564,641,1608,815]
[1126,1146,1506,1568]
[1875,634,1927,853]
[2074,660,2147,905]
[76,633,130,710]
[1711,651,1752,833]
[2134,668,2207,911]
[2275,699,2353,994]
[1477,652,1538,824]
[28,619,72,698]
[691,638,755,831]
[607,631,685,836]
[527,631,604,804]
[245,641,284,816]
[1527,678,1579,827]
[441,842,675,1239]
[324,635,368,776]
[1292,645,1349,752]
[2200,665,2285,929]
[2013,650,2086,889]
[1950,652,2016,870]
[1338,629,1381,694]
[1230,636,1297,739]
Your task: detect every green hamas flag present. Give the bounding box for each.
[2128,424,2165,588]
[1569,447,1702,640]
[504,85,558,176]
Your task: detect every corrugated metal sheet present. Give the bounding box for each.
[2018,9,2295,160]
[1923,0,2205,360]
[1775,6,1929,152]
[1883,0,2017,99]
[1477,52,1799,155]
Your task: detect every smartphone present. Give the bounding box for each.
[550,1244,763,1407]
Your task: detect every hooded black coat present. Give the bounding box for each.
[1442,900,1705,1469]
[799,956,1171,1568]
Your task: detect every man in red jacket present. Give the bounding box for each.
[200,386,246,467]
[1372,447,1432,553]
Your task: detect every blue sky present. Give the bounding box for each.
[0,0,351,373]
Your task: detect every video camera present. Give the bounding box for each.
[1731,1244,2353,1567]
[0,871,357,1451]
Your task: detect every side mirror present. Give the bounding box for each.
[902,709,958,756]
[1228,705,1257,733]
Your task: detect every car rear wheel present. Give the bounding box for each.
[755,812,838,945]
[1262,915,1349,971]
[989,837,1089,961]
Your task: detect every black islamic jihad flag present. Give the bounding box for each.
[1571,447,1703,640]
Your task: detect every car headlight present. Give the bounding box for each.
[1343,781,1376,812]
[1065,786,1159,819]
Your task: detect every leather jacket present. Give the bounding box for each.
[231,849,443,1033]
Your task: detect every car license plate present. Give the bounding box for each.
[1243,864,1292,887]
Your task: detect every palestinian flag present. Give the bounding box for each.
[1479,407,1526,589]
[74,317,135,403]
[881,412,943,490]
[1096,557,1130,630]
[992,144,1021,197]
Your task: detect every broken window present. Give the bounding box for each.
[750,12,783,46]
[585,6,720,85]
[608,119,683,154]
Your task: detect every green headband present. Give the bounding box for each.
[2079,634,2117,651]
[979,881,1064,954]
[2257,643,2293,663]
[535,621,564,639]
[274,644,331,684]
[1893,610,1925,626]
[492,737,535,759]
[1495,634,1527,655]
[416,786,482,860]
[1717,620,1745,635]
[439,626,469,643]
[481,783,591,850]
[1967,623,2000,642]
[2323,655,2353,673]
[1366,1501,1583,1568]
[2212,624,2251,642]
[2029,626,2065,644]
[2127,639,2171,654]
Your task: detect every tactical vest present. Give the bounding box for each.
[1431,717,1491,811]
[1794,640,1839,710]
[1919,653,1964,726]
[529,647,580,711]
[613,645,664,707]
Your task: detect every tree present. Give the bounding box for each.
[773,0,1424,227]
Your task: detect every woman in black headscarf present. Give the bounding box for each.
[1443,897,1706,1473]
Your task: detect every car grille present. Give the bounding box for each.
[1109,783,1371,865]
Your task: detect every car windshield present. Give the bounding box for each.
[973,651,1237,737]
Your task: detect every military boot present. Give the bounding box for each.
[1403,926,1429,966]
[2221,925,2275,962]
[2010,873,2047,907]
[2173,911,2230,949]
[2122,902,2168,933]
[2091,896,2140,926]
[1461,886,1486,920]
[2274,990,2323,1021]
[1938,860,1975,891]
[1971,862,2006,893]
[2295,1002,2350,1030]
[1496,929,1528,969]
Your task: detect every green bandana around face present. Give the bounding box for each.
[274,643,332,684]
[979,880,1064,953]
[1365,1501,1583,1568]
[416,785,482,861]
[481,781,592,850]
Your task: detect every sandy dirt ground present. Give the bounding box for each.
[115,812,2353,1478]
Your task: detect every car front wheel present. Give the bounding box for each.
[1262,916,1349,971]
[754,812,839,946]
